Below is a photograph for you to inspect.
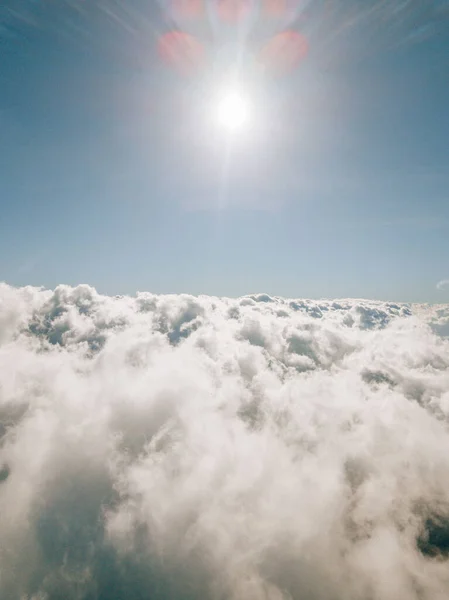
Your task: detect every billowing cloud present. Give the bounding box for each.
[437,279,449,291]
[1,283,449,599]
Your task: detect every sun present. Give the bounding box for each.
[216,89,250,133]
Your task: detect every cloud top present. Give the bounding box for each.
[437,279,449,291]
[0,283,449,599]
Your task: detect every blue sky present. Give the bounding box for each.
[1,0,448,302]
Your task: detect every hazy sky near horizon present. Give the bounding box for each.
[1,0,449,302]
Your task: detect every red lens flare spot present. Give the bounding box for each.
[263,0,287,17]
[258,30,308,74]
[157,31,205,75]
[169,0,204,18]
[217,0,252,23]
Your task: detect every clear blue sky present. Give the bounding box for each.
[1,0,448,302]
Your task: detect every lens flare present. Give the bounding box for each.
[169,0,204,18]
[217,0,252,23]
[263,0,287,17]
[157,31,205,75]
[258,30,308,74]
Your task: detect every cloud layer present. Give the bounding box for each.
[1,283,449,600]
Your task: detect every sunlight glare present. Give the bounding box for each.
[216,90,250,133]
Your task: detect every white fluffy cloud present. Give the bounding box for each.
[1,283,449,599]
[437,280,449,291]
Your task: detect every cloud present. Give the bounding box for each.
[415,303,449,340]
[437,279,449,291]
[0,283,449,599]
